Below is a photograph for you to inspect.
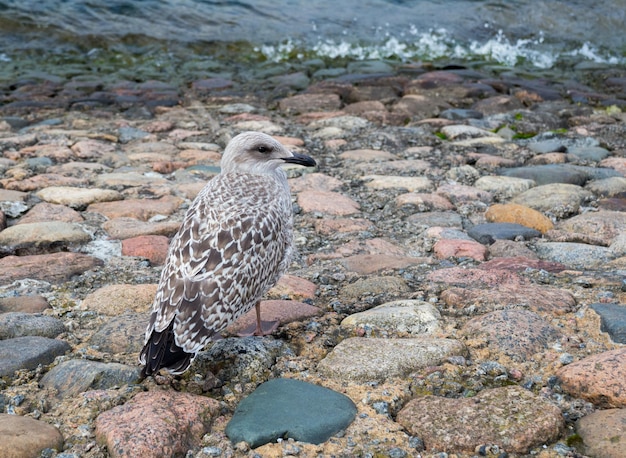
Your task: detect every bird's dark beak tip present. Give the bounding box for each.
[282,152,316,167]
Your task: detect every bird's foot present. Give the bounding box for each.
[237,319,280,337]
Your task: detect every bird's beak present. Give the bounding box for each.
[281,152,316,167]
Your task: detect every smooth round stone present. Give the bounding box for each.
[535,242,614,269]
[568,146,610,162]
[501,164,589,185]
[576,409,626,458]
[527,139,567,154]
[363,175,433,192]
[408,211,463,229]
[585,177,626,197]
[0,312,65,339]
[440,108,483,120]
[441,124,499,140]
[0,221,90,253]
[317,337,467,382]
[0,413,63,457]
[589,303,626,344]
[468,223,542,244]
[511,183,593,217]
[40,359,141,398]
[36,186,122,209]
[340,300,441,335]
[88,313,148,354]
[0,336,71,377]
[225,378,357,448]
[485,203,554,233]
[474,176,535,201]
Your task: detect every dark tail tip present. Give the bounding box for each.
[140,321,194,377]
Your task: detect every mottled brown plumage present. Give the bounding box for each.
[139,132,315,376]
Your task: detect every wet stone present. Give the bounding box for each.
[396,386,564,454]
[590,303,626,344]
[225,378,357,448]
[462,309,562,361]
[317,337,467,382]
[40,359,141,398]
[468,222,542,244]
[0,336,71,377]
[95,390,220,458]
[0,312,65,339]
[0,413,64,457]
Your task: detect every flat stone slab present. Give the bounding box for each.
[0,221,90,254]
[317,337,467,382]
[468,222,541,244]
[397,386,564,454]
[36,186,122,209]
[0,336,71,377]
[0,252,103,283]
[225,378,357,448]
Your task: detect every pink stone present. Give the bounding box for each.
[433,239,488,261]
[87,196,183,221]
[288,173,343,193]
[340,254,429,274]
[478,256,568,273]
[0,252,103,283]
[339,149,398,162]
[297,190,360,215]
[95,391,220,458]
[395,193,455,211]
[122,235,170,265]
[226,300,322,334]
[427,267,524,288]
[313,218,372,235]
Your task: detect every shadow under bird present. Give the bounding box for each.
[139,131,316,377]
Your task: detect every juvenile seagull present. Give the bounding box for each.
[139,131,316,376]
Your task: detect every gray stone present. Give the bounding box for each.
[501,164,589,186]
[0,312,65,339]
[590,303,626,344]
[192,337,292,385]
[586,177,626,197]
[535,242,614,269]
[407,211,463,230]
[0,336,71,377]
[511,183,593,218]
[225,378,357,447]
[88,313,148,354]
[317,337,467,382]
[40,359,141,398]
[468,223,542,244]
[568,146,610,162]
[0,221,91,254]
[474,175,535,201]
[440,109,483,120]
[340,300,441,336]
[527,139,567,154]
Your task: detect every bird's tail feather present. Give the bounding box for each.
[140,321,194,377]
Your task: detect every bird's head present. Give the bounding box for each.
[220,131,316,175]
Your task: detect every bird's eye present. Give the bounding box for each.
[257,145,271,154]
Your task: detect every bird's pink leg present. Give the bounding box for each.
[237,301,280,337]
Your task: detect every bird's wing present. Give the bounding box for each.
[146,175,292,354]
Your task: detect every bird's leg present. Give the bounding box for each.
[237,301,280,337]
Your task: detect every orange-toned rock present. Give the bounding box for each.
[557,348,626,408]
[576,409,626,458]
[0,252,103,283]
[485,203,554,233]
[81,284,158,315]
[268,274,317,300]
[87,195,182,221]
[297,190,360,215]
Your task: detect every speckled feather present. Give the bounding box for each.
[139,132,314,376]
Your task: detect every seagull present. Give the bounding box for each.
[139,131,316,377]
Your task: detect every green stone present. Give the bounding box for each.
[226,378,357,447]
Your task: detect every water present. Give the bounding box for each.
[0,0,624,82]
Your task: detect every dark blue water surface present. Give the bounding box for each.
[0,0,624,78]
